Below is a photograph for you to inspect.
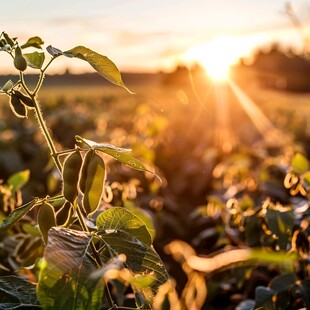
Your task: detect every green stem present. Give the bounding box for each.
[20,72,62,173]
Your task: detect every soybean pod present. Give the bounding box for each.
[79,149,106,216]
[62,150,82,204]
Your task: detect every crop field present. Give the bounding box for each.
[1,71,310,309]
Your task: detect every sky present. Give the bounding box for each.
[1,0,310,74]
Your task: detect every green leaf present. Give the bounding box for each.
[0,199,39,232]
[75,135,131,152]
[75,135,159,179]
[291,153,309,174]
[2,80,13,92]
[269,273,296,293]
[301,171,310,188]
[0,275,40,309]
[244,214,262,247]
[98,231,169,301]
[101,148,160,177]
[96,207,152,246]
[235,300,255,310]
[124,200,156,240]
[46,45,63,57]
[37,227,104,310]
[24,51,45,69]
[21,36,44,49]
[265,208,295,250]
[254,286,274,309]
[64,46,132,93]
[7,169,30,193]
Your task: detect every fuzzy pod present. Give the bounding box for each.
[14,46,27,71]
[14,90,35,108]
[62,150,83,204]
[56,200,74,226]
[37,201,56,245]
[9,93,27,118]
[80,150,106,216]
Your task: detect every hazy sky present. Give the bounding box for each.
[1,0,310,73]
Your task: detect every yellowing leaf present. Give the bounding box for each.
[64,46,133,93]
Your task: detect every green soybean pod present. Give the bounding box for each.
[81,150,106,215]
[14,46,27,71]
[9,93,27,118]
[14,90,35,108]
[79,149,93,194]
[37,201,56,245]
[56,200,74,226]
[62,150,82,204]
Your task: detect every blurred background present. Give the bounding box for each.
[1,1,310,309]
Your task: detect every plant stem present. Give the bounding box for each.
[20,72,62,173]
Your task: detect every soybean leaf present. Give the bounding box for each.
[46,45,63,57]
[37,227,104,310]
[302,171,310,188]
[7,169,30,193]
[269,273,296,293]
[98,231,169,300]
[265,208,294,250]
[24,52,45,69]
[291,153,309,174]
[96,207,152,246]
[235,300,256,310]
[0,199,39,232]
[254,286,274,309]
[75,135,131,152]
[21,36,44,49]
[64,46,132,93]
[0,275,40,309]
[124,200,156,240]
[100,147,160,178]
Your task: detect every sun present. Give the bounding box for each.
[184,36,244,82]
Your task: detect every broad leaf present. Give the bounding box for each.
[291,153,309,174]
[24,52,45,69]
[75,135,131,152]
[96,207,152,246]
[7,169,30,193]
[265,207,294,250]
[254,286,274,309]
[0,275,40,309]
[75,135,159,179]
[21,36,44,49]
[0,199,39,232]
[269,273,296,293]
[64,46,132,93]
[98,231,169,299]
[46,45,63,57]
[37,227,104,310]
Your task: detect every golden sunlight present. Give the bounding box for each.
[184,36,248,81]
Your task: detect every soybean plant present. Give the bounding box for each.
[0,32,168,309]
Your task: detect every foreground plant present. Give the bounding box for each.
[0,32,168,309]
